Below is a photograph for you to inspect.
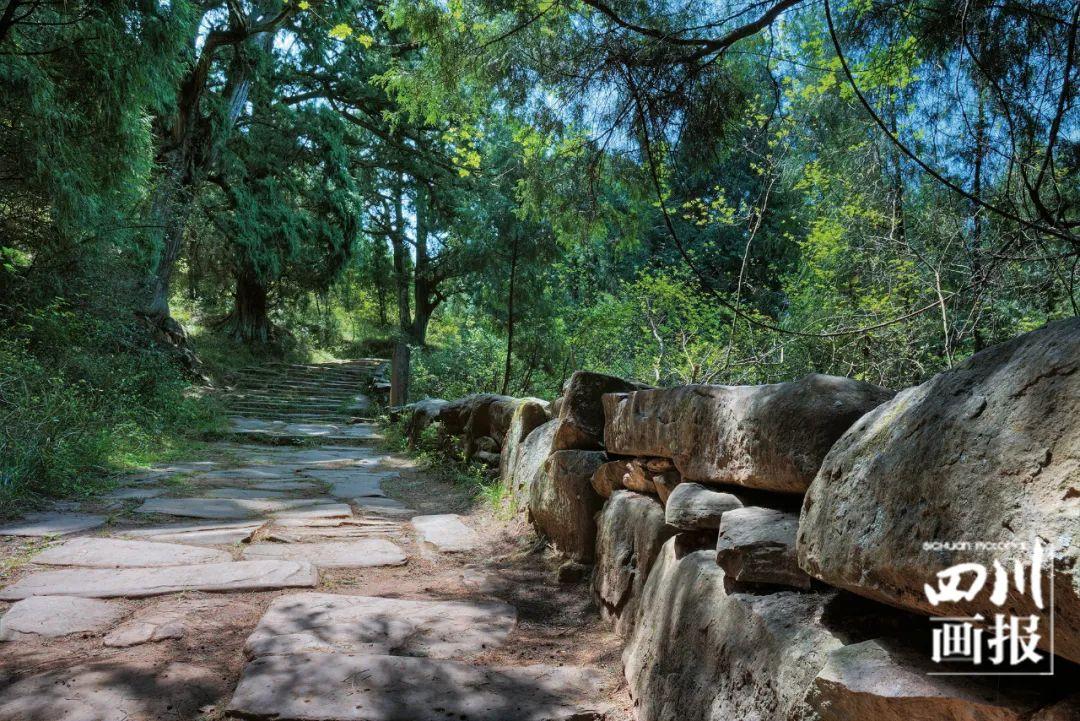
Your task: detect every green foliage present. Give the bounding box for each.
[0,305,224,514]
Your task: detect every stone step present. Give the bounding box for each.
[226,394,361,403]
[118,520,266,546]
[0,512,106,537]
[136,496,334,520]
[225,402,353,412]
[0,560,319,600]
[232,370,376,382]
[231,381,366,392]
[32,537,232,567]
[412,514,480,552]
[241,539,407,569]
[228,653,611,721]
[225,430,380,447]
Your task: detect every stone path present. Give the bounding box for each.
[0,360,612,720]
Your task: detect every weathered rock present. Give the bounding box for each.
[0,661,226,721]
[553,370,646,451]
[136,496,323,519]
[591,460,626,498]
[228,653,610,721]
[352,497,414,516]
[623,459,658,495]
[509,419,557,512]
[474,436,500,454]
[103,616,185,647]
[203,487,291,499]
[594,491,677,637]
[271,502,353,520]
[716,506,811,589]
[809,639,1044,721]
[1034,696,1080,721]
[624,539,843,721]
[103,487,163,500]
[652,469,680,504]
[33,537,231,568]
[557,560,592,584]
[0,513,106,537]
[0,559,318,600]
[664,482,743,531]
[529,449,606,562]
[797,319,1080,663]
[243,592,516,658]
[242,539,406,568]
[603,374,894,493]
[499,398,552,485]
[301,468,393,497]
[412,513,479,552]
[119,520,264,546]
[475,449,501,466]
[437,393,507,435]
[405,397,449,446]
[0,596,125,640]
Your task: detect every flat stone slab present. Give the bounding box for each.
[136,496,322,519]
[119,520,264,546]
[203,487,295,499]
[355,497,415,516]
[102,597,232,648]
[0,596,125,640]
[0,661,225,721]
[103,487,164,500]
[0,513,106,537]
[242,539,406,569]
[33,537,231,568]
[249,480,323,492]
[244,592,516,658]
[190,467,295,481]
[412,514,480,552]
[272,503,353,520]
[228,653,610,721]
[0,559,318,600]
[301,469,394,498]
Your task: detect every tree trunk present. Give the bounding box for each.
[410,180,436,347]
[146,154,196,321]
[228,269,271,344]
[388,176,414,405]
[390,342,410,406]
[501,234,518,395]
[143,4,278,325]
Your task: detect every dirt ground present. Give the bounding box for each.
[0,452,633,720]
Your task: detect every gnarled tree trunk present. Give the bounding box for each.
[220,268,271,344]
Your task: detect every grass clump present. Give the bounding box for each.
[379,413,509,513]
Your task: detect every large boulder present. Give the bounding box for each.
[437,394,505,435]
[664,483,743,531]
[591,461,627,498]
[498,399,552,485]
[553,371,646,451]
[716,507,812,589]
[405,398,448,446]
[603,374,894,493]
[798,319,1080,663]
[528,450,606,562]
[808,639,1048,721]
[624,539,843,721]
[593,492,677,637]
[509,419,557,513]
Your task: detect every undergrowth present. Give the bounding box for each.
[0,303,226,516]
[379,413,510,513]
